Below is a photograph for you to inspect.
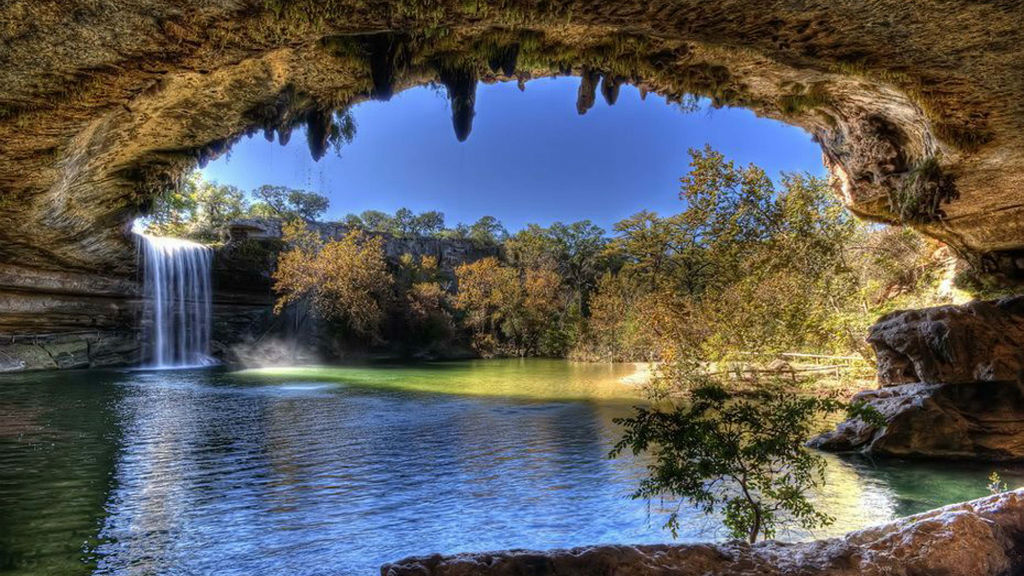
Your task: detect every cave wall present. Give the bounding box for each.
[2,0,1023,369]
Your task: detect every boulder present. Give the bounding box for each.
[868,296,1024,386]
[815,297,1024,460]
[381,490,1024,576]
[809,381,1024,460]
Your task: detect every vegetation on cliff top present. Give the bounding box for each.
[256,145,981,366]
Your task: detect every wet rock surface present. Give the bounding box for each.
[381,490,1024,576]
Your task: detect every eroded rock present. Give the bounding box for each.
[3,2,1024,354]
[816,297,1024,460]
[381,490,1024,576]
[810,381,1024,460]
[869,296,1024,385]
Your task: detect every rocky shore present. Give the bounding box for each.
[382,489,1024,576]
[814,297,1024,461]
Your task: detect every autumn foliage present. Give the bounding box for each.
[273,221,392,340]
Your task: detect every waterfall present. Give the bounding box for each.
[137,233,214,368]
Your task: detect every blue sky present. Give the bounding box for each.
[201,77,825,232]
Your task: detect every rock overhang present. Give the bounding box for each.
[2,1,1024,278]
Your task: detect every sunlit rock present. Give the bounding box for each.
[381,489,1024,575]
[815,297,1024,460]
[869,296,1024,385]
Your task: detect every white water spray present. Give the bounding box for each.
[136,231,214,368]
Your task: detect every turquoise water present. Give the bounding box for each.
[1,359,1021,575]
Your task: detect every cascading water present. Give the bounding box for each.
[136,232,214,368]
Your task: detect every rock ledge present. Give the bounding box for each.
[381,490,1024,576]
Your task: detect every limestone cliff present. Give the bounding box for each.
[813,297,1024,461]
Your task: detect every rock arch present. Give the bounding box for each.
[2,1,1024,365]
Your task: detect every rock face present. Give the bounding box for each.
[0,263,140,372]
[869,296,1024,385]
[381,489,1024,576]
[814,297,1024,460]
[2,1,1024,277]
[811,381,1024,460]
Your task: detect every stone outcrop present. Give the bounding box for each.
[869,297,1024,385]
[0,263,140,372]
[814,296,1024,460]
[811,381,1024,461]
[382,489,1024,576]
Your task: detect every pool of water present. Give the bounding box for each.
[1,359,1021,575]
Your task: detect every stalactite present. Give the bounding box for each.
[600,75,622,105]
[517,72,529,92]
[487,43,520,76]
[277,125,292,146]
[305,108,333,161]
[362,33,410,101]
[576,68,600,115]
[436,58,478,142]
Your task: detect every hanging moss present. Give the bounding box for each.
[486,42,520,76]
[778,83,831,115]
[305,108,333,161]
[357,33,413,101]
[888,157,959,223]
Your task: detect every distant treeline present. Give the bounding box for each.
[145,177,509,246]
[263,146,969,362]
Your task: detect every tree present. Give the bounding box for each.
[272,221,392,340]
[146,173,248,241]
[358,210,397,234]
[339,213,366,229]
[467,215,508,245]
[612,381,882,543]
[437,222,471,241]
[610,211,693,292]
[251,185,330,221]
[506,224,560,271]
[548,220,607,308]
[579,145,871,362]
[392,208,445,236]
[413,210,446,236]
[394,207,416,235]
[454,257,517,347]
[518,267,564,354]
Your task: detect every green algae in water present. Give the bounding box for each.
[235,358,650,402]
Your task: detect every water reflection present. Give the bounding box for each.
[0,362,1022,575]
[0,371,123,575]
